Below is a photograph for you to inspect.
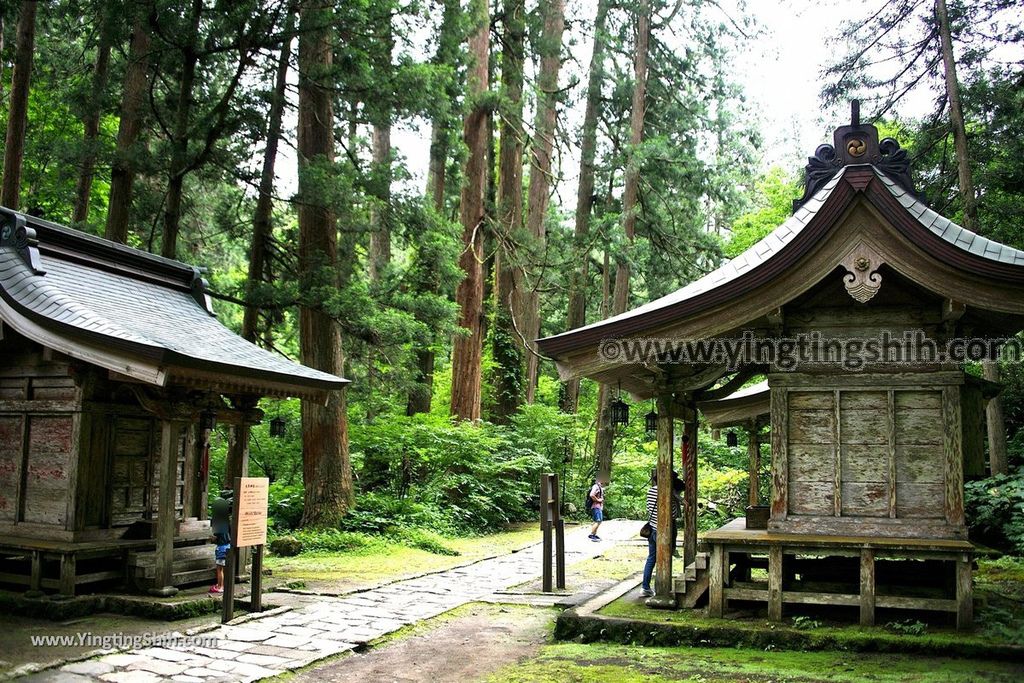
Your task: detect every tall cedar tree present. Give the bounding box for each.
[105,10,151,244]
[297,1,353,525]
[490,0,526,423]
[521,0,565,403]
[596,0,650,482]
[1,1,38,210]
[72,4,116,225]
[450,0,491,421]
[562,0,610,413]
[408,0,463,415]
[242,8,296,345]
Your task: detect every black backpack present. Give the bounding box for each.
[584,483,598,511]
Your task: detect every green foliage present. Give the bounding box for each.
[725,167,801,257]
[964,468,1024,554]
[884,620,928,637]
[790,616,823,631]
[286,528,385,554]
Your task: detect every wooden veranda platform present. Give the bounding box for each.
[702,518,990,630]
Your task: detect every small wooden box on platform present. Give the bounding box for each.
[745,505,769,530]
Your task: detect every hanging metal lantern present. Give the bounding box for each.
[644,410,658,433]
[726,430,738,448]
[199,410,217,432]
[270,416,287,438]
[609,397,630,426]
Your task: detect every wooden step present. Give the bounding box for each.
[132,556,217,580]
[128,544,215,567]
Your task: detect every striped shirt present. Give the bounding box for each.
[646,485,681,524]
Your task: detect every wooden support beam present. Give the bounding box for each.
[860,547,875,626]
[747,421,759,507]
[650,393,675,608]
[695,366,758,402]
[956,553,973,630]
[150,420,181,596]
[28,550,42,596]
[682,409,698,568]
[768,545,783,621]
[942,387,966,529]
[769,386,788,521]
[58,553,76,597]
[708,543,724,617]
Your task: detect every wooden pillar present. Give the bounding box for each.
[28,550,42,596]
[58,553,76,598]
[769,386,788,522]
[956,553,973,629]
[768,544,783,621]
[151,420,181,596]
[859,547,875,626]
[650,392,675,608]
[746,420,759,507]
[708,543,724,617]
[682,409,698,568]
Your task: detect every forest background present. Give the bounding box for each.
[0,0,1022,558]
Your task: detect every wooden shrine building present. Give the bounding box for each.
[538,111,1024,628]
[0,209,348,597]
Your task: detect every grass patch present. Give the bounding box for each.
[265,524,543,592]
[485,641,1024,682]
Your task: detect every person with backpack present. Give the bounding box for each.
[587,477,608,541]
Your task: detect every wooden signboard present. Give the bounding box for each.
[223,476,269,623]
[233,477,269,547]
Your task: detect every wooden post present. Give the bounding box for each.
[27,550,42,596]
[708,543,724,617]
[555,518,565,590]
[250,544,263,613]
[150,420,180,596]
[746,420,759,507]
[58,553,76,598]
[541,473,559,592]
[768,544,783,621]
[769,386,788,522]
[650,393,675,608]
[956,553,973,629]
[859,547,875,626]
[683,409,698,568]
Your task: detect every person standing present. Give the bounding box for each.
[642,468,680,598]
[588,478,607,541]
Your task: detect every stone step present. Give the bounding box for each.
[132,556,217,580]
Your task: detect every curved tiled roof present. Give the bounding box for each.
[0,209,348,396]
[539,164,1024,357]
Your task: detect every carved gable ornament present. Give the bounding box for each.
[840,243,884,303]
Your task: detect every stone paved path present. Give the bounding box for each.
[36,521,636,682]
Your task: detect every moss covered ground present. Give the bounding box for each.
[485,640,1024,682]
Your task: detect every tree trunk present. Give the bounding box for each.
[242,10,295,345]
[1,1,38,210]
[72,7,115,225]
[105,11,151,244]
[161,0,202,260]
[983,362,1008,475]
[449,0,490,421]
[561,0,610,414]
[595,1,650,482]
[297,0,352,526]
[935,0,978,232]
[490,0,526,424]
[521,0,565,404]
[594,250,613,480]
[408,0,461,416]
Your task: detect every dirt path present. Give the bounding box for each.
[290,603,554,683]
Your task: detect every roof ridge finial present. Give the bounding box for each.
[851,99,860,127]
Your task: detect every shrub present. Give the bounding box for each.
[964,467,1024,554]
[289,528,383,554]
[390,528,460,556]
